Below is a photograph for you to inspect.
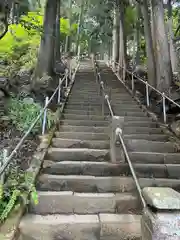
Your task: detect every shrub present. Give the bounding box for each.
[7,96,56,134]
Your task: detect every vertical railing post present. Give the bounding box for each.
[100,81,105,116]
[132,73,134,92]
[162,92,167,124]
[58,77,61,104]
[65,69,68,88]
[0,149,8,183]
[100,81,103,96]
[42,96,49,135]
[145,81,150,107]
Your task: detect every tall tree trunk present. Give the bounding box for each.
[151,0,172,94]
[141,0,156,87]
[76,0,84,56]
[55,0,61,61]
[33,0,57,83]
[112,5,119,68]
[65,0,72,53]
[10,2,15,24]
[118,1,126,80]
[135,4,141,65]
[167,0,177,72]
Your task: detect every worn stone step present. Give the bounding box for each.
[42,161,125,176]
[125,139,178,153]
[123,127,162,134]
[60,119,109,127]
[19,213,141,240]
[65,105,140,112]
[37,174,180,193]
[62,113,109,121]
[124,133,168,141]
[67,98,135,104]
[136,163,180,179]
[37,175,133,192]
[65,103,106,108]
[63,112,146,119]
[128,152,180,164]
[55,132,109,140]
[60,119,155,128]
[99,213,141,240]
[59,125,109,134]
[47,148,110,162]
[64,109,110,115]
[51,138,109,149]
[30,191,140,215]
[123,121,157,127]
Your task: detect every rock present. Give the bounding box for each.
[0,90,5,99]
[133,65,147,80]
[0,77,9,92]
[19,84,31,97]
[23,97,34,104]
[54,61,67,75]
[170,120,180,136]
[17,69,31,85]
[143,187,180,210]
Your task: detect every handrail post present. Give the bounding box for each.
[58,77,61,104]
[0,149,8,183]
[42,96,49,135]
[132,73,134,92]
[110,116,125,163]
[145,81,150,107]
[100,81,104,116]
[162,92,167,123]
[65,69,68,88]
[100,80,103,96]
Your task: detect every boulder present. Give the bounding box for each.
[0,77,9,92]
[16,69,31,85]
[170,120,180,137]
[133,65,147,80]
[0,90,5,99]
[54,61,67,75]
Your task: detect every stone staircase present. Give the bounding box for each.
[19,61,180,240]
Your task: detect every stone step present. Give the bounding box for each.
[60,119,156,128]
[60,119,109,127]
[129,152,180,164]
[125,139,178,153]
[29,191,140,215]
[64,110,145,119]
[67,98,135,104]
[65,104,139,110]
[124,133,168,141]
[55,131,109,140]
[62,113,109,121]
[47,148,110,162]
[37,174,180,193]
[42,161,126,176]
[19,213,141,240]
[42,161,180,179]
[59,125,109,134]
[66,100,137,106]
[122,127,162,134]
[51,138,109,149]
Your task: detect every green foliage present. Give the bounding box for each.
[0,164,38,223]
[7,96,55,134]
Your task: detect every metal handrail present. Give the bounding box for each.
[116,129,146,208]
[94,59,146,208]
[0,61,79,177]
[110,60,180,123]
[96,71,114,117]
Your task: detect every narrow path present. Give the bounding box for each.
[18,60,180,240]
